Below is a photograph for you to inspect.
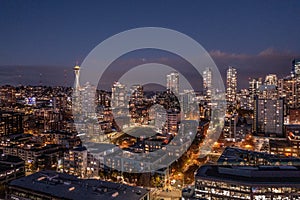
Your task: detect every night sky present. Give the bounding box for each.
[0,0,300,89]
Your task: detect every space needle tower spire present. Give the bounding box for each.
[74,64,81,91]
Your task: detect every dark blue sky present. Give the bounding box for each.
[1,0,300,88]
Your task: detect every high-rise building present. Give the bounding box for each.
[0,112,24,136]
[97,90,110,107]
[180,90,195,116]
[166,71,179,95]
[249,78,262,95]
[203,67,212,100]
[237,89,250,110]
[223,113,238,141]
[80,82,97,118]
[167,111,180,134]
[257,84,278,99]
[154,109,167,133]
[129,84,143,99]
[278,77,300,109]
[253,97,284,137]
[295,76,300,108]
[264,74,278,86]
[248,78,262,110]
[278,59,300,109]
[111,82,129,129]
[292,59,300,78]
[111,81,127,108]
[226,66,237,108]
[129,84,146,124]
[0,86,16,107]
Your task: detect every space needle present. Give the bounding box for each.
[74,65,80,92]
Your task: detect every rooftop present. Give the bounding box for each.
[0,154,24,164]
[9,170,149,200]
[218,147,300,165]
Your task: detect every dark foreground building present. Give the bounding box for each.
[0,154,24,184]
[7,170,149,200]
[195,165,300,200]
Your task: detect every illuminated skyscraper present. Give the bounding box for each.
[226,66,237,107]
[81,82,96,118]
[249,78,262,109]
[74,65,81,92]
[166,71,179,95]
[129,84,143,101]
[111,81,127,108]
[223,113,238,141]
[180,90,195,116]
[278,77,300,109]
[129,84,145,124]
[203,67,212,100]
[264,74,278,86]
[277,59,300,109]
[258,84,278,99]
[167,111,179,134]
[249,78,262,93]
[292,59,300,78]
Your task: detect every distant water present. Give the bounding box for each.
[0,65,74,86]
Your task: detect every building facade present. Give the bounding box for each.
[62,146,87,178]
[203,67,212,101]
[166,71,179,95]
[253,97,284,137]
[226,67,237,108]
[111,81,127,109]
[195,165,300,200]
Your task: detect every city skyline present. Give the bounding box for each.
[1,2,300,199]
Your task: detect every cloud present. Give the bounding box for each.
[210,50,250,59]
[1,48,299,91]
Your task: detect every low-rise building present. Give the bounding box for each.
[195,165,300,199]
[218,147,300,166]
[7,170,150,200]
[2,143,64,170]
[62,146,87,178]
[0,154,24,184]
